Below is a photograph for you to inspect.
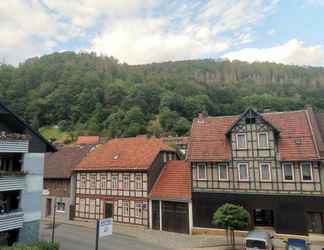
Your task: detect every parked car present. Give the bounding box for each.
[244,231,274,250]
[285,239,309,250]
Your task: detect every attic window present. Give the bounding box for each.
[295,138,302,145]
[113,154,119,160]
[245,117,256,124]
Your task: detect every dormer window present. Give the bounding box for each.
[236,133,247,149]
[245,117,256,124]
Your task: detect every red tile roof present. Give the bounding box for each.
[188,110,319,162]
[161,136,189,145]
[76,136,100,145]
[74,137,176,171]
[150,160,191,201]
[45,145,93,179]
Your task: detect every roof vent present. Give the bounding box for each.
[113,154,119,160]
[295,138,302,144]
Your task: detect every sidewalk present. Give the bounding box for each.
[41,219,324,250]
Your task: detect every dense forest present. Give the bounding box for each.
[1,52,324,141]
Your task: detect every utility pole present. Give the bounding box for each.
[51,197,56,243]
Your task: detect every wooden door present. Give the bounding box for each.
[307,212,323,234]
[162,201,189,234]
[104,203,113,218]
[152,200,160,230]
[46,199,52,217]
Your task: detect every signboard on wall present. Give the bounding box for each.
[99,218,113,238]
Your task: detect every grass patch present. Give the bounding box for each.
[39,126,73,144]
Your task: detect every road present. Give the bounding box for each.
[40,222,171,250]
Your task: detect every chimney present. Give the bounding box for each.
[197,112,205,123]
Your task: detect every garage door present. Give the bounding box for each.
[162,201,189,234]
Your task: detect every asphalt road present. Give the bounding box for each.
[40,223,171,250]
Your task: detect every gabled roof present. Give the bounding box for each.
[74,137,176,171]
[0,101,56,152]
[225,108,280,136]
[45,145,93,179]
[150,160,191,201]
[188,109,318,162]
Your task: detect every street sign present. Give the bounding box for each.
[99,218,113,238]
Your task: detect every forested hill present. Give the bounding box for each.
[1,52,324,141]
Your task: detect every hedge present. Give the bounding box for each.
[1,241,59,250]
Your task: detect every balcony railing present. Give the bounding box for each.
[0,139,29,153]
[0,209,24,232]
[0,175,25,192]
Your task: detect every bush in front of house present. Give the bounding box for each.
[1,241,59,250]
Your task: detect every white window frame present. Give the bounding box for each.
[236,133,247,149]
[238,162,249,181]
[282,163,294,182]
[135,174,142,190]
[90,174,96,189]
[259,162,271,181]
[112,175,118,190]
[257,132,269,149]
[135,202,142,218]
[300,162,313,182]
[218,163,228,181]
[122,200,129,216]
[100,174,107,189]
[56,198,65,213]
[80,175,87,188]
[123,175,130,190]
[197,163,207,180]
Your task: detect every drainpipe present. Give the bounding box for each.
[188,201,193,235]
[149,200,152,229]
[159,200,162,231]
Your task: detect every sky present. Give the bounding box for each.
[1,0,324,66]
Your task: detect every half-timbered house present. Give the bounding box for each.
[188,108,324,235]
[73,137,177,226]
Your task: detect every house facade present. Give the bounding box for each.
[73,137,177,226]
[188,108,324,235]
[42,145,93,221]
[0,101,55,247]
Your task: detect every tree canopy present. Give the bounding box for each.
[1,52,324,140]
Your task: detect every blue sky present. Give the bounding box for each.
[1,0,324,66]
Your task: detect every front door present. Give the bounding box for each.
[104,203,113,218]
[46,199,52,217]
[307,212,323,234]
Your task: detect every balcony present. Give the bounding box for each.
[0,210,24,232]
[0,175,25,192]
[0,133,29,153]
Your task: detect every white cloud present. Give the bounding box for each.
[0,0,279,65]
[267,29,276,36]
[223,39,324,66]
[89,0,278,64]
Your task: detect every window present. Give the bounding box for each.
[282,163,294,181]
[135,202,142,218]
[197,163,207,180]
[56,198,65,212]
[112,175,118,190]
[260,163,271,181]
[258,132,269,148]
[123,175,129,190]
[80,175,86,188]
[100,175,107,189]
[90,174,96,188]
[122,200,129,216]
[218,164,228,180]
[236,133,247,149]
[300,162,313,181]
[135,174,142,190]
[245,117,256,124]
[238,163,249,181]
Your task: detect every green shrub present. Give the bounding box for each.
[1,241,59,250]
